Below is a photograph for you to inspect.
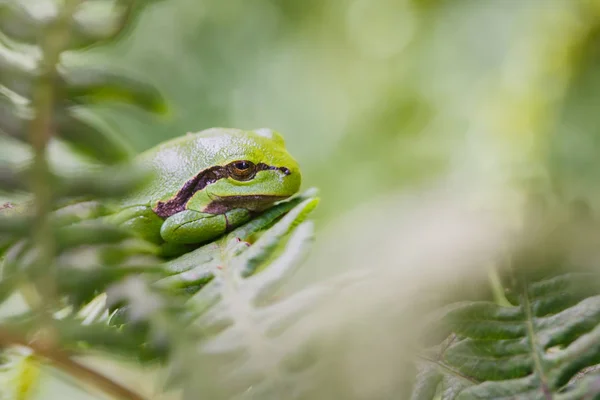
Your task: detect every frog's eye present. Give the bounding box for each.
[227,160,257,181]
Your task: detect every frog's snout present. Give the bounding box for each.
[283,167,302,195]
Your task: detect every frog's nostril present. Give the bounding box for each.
[280,167,291,176]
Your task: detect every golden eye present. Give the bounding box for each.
[228,160,257,181]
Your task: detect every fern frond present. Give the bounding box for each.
[0,0,173,398]
[412,272,600,400]
[144,189,322,398]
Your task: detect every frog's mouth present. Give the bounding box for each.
[202,194,289,214]
[153,163,292,218]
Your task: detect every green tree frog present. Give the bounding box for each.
[108,128,301,254]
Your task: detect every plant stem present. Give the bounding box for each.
[28,0,81,311]
[487,263,512,307]
[0,326,146,400]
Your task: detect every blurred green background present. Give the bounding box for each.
[7,0,600,226]
[68,0,600,226]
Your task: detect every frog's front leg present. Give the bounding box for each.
[160,208,252,244]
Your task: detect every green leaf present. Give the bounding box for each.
[57,264,164,308]
[0,2,42,44]
[0,273,18,306]
[0,91,28,140]
[55,164,152,199]
[227,188,319,244]
[412,272,600,399]
[558,371,600,399]
[0,214,30,235]
[49,201,112,226]
[56,107,134,164]
[68,0,167,49]
[244,221,315,306]
[63,66,168,114]
[0,162,26,192]
[236,197,319,277]
[410,363,443,400]
[0,44,37,98]
[0,0,181,395]
[0,347,40,400]
[55,221,136,251]
[28,316,161,361]
[104,274,192,362]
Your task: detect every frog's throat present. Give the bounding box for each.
[153,163,288,218]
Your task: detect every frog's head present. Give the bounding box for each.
[152,128,302,217]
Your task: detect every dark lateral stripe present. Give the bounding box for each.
[258,163,291,176]
[153,163,290,218]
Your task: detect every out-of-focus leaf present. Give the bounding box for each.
[0,162,27,192]
[47,317,159,361]
[54,222,137,251]
[69,0,167,49]
[157,245,216,293]
[105,274,192,363]
[246,221,315,306]
[68,1,126,49]
[0,239,32,280]
[0,91,29,140]
[0,215,30,235]
[0,0,185,396]
[57,237,159,272]
[88,238,159,265]
[63,66,168,114]
[0,273,18,306]
[57,264,164,308]
[49,201,111,226]
[0,347,40,400]
[55,164,152,199]
[0,44,37,98]
[0,2,43,44]
[0,235,18,257]
[56,107,134,164]
[0,0,150,49]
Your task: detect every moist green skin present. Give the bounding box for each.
[107,128,301,254]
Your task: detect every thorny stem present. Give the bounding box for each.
[0,326,146,400]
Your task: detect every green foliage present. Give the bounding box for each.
[0,0,188,398]
[153,191,320,398]
[412,268,600,399]
[2,0,600,399]
[102,190,319,358]
[0,3,322,399]
[0,1,166,163]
